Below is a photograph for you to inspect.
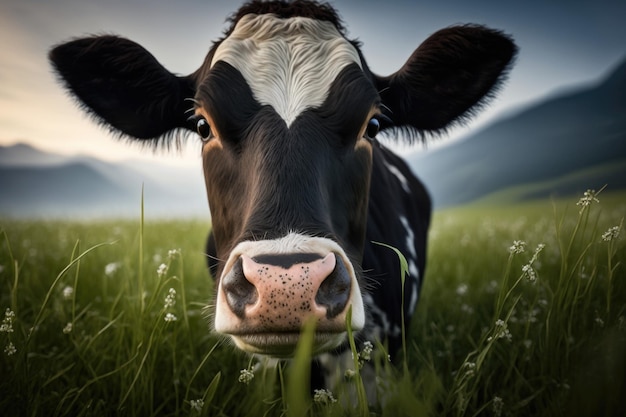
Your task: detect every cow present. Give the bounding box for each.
[50,0,516,393]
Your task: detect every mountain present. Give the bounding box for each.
[0,143,208,218]
[407,56,626,208]
[0,142,69,166]
[0,163,135,217]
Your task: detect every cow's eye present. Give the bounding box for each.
[365,117,380,139]
[196,118,212,140]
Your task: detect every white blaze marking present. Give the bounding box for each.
[211,14,362,127]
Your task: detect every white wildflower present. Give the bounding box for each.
[104,262,121,276]
[522,264,537,283]
[63,322,73,334]
[492,396,504,417]
[1,308,15,333]
[4,342,16,356]
[488,319,512,342]
[485,280,498,294]
[463,361,476,378]
[360,341,373,362]
[522,243,545,283]
[164,313,177,323]
[238,368,255,384]
[313,388,337,405]
[164,288,176,308]
[168,248,181,260]
[602,225,620,242]
[576,189,600,213]
[344,368,356,378]
[456,283,468,296]
[595,316,604,328]
[157,263,168,278]
[461,303,474,314]
[190,399,204,412]
[509,240,526,254]
[62,286,74,300]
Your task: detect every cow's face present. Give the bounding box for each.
[196,15,378,355]
[49,1,516,358]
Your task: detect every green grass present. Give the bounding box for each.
[1,190,625,416]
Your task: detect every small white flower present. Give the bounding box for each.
[485,280,498,294]
[1,308,15,333]
[63,322,73,334]
[522,264,537,282]
[576,189,600,213]
[521,243,545,283]
[602,225,620,242]
[488,319,512,342]
[313,388,337,405]
[168,248,181,260]
[463,361,476,378]
[360,341,373,362]
[492,396,504,417]
[4,342,16,356]
[456,283,468,296]
[164,288,176,308]
[157,263,168,278]
[164,313,177,322]
[62,286,74,300]
[104,262,121,276]
[344,368,356,378]
[509,240,526,254]
[190,399,204,412]
[461,303,474,314]
[238,368,254,384]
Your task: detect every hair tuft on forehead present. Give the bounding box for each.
[225,0,346,37]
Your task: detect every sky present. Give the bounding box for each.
[1,0,625,165]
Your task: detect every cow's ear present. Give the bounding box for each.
[375,25,517,138]
[49,35,196,141]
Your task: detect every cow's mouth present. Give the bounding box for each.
[230,331,346,357]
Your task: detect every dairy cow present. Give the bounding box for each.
[50,0,516,389]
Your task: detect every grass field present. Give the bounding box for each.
[1,190,625,416]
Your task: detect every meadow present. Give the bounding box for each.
[1,190,624,417]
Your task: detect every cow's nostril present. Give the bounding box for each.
[222,258,258,318]
[315,257,351,319]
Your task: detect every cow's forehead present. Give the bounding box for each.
[211,14,363,127]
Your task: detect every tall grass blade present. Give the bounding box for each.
[286,315,316,417]
[345,306,369,416]
[372,241,409,375]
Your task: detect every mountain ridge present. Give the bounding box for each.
[0,143,207,218]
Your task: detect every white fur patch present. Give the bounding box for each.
[384,160,411,194]
[211,14,362,126]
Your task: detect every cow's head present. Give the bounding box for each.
[49,0,516,357]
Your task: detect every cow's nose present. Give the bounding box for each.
[220,252,351,327]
